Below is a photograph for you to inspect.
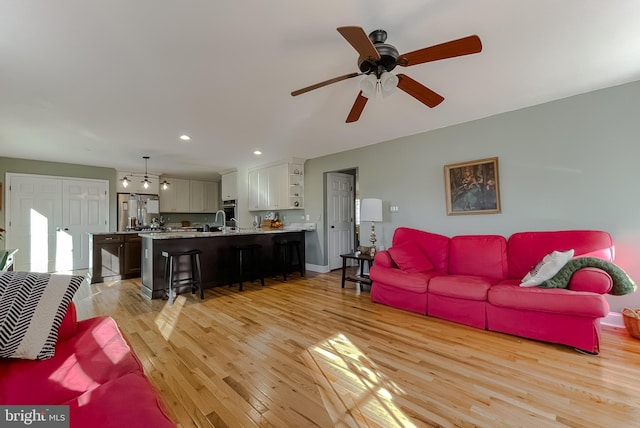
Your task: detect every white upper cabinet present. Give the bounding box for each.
[221,171,238,200]
[201,180,219,213]
[267,163,288,210]
[248,161,304,211]
[160,177,218,213]
[159,177,190,212]
[248,168,268,211]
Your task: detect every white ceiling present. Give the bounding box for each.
[2,1,640,180]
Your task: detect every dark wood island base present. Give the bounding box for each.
[141,230,306,299]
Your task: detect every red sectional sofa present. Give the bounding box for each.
[369,227,615,354]
[0,302,175,427]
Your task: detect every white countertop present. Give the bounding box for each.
[140,223,316,240]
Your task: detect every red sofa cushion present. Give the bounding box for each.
[568,268,613,294]
[65,372,175,428]
[507,230,614,279]
[488,283,609,317]
[370,266,445,293]
[388,241,435,273]
[448,235,508,279]
[0,316,143,405]
[429,275,494,300]
[392,228,450,272]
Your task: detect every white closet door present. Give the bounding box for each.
[6,174,109,272]
[6,174,63,272]
[62,179,109,270]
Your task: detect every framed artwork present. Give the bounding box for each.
[444,157,501,215]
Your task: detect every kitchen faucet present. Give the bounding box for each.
[215,210,227,233]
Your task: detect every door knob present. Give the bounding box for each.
[331,225,335,228]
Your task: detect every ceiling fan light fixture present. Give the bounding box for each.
[161,180,170,191]
[380,71,398,98]
[121,176,130,188]
[360,74,378,98]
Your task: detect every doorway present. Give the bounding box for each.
[326,170,356,270]
[5,173,109,272]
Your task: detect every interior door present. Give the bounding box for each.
[6,174,63,272]
[62,179,109,270]
[6,174,109,272]
[326,172,354,270]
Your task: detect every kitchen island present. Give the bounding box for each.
[140,227,311,299]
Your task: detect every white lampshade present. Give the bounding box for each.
[360,198,383,222]
[360,74,377,99]
[380,71,398,98]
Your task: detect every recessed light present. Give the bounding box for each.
[179,135,191,141]
[253,150,262,155]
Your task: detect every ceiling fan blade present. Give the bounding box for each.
[397,74,444,108]
[337,26,381,61]
[398,35,482,67]
[291,72,361,96]
[346,91,368,123]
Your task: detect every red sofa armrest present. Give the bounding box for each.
[568,268,613,294]
[374,250,395,269]
[57,301,79,342]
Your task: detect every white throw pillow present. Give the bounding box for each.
[520,249,575,287]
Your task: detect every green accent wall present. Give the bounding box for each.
[304,79,640,312]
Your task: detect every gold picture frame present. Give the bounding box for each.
[444,157,501,215]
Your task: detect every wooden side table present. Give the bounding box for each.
[340,252,374,289]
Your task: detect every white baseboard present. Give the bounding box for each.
[306,263,330,273]
[602,311,625,328]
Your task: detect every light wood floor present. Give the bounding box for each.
[73,269,640,427]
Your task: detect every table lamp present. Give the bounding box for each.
[360,198,383,252]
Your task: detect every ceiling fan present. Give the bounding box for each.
[291,26,482,123]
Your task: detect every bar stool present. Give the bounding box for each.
[231,244,264,291]
[273,239,304,281]
[161,249,203,305]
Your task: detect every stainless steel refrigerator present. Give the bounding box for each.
[117,193,160,231]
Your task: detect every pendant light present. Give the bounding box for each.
[121,175,130,188]
[141,156,151,189]
[161,180,170,190]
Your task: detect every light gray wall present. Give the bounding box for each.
[0,157,118,235]
[304,79,640,312]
